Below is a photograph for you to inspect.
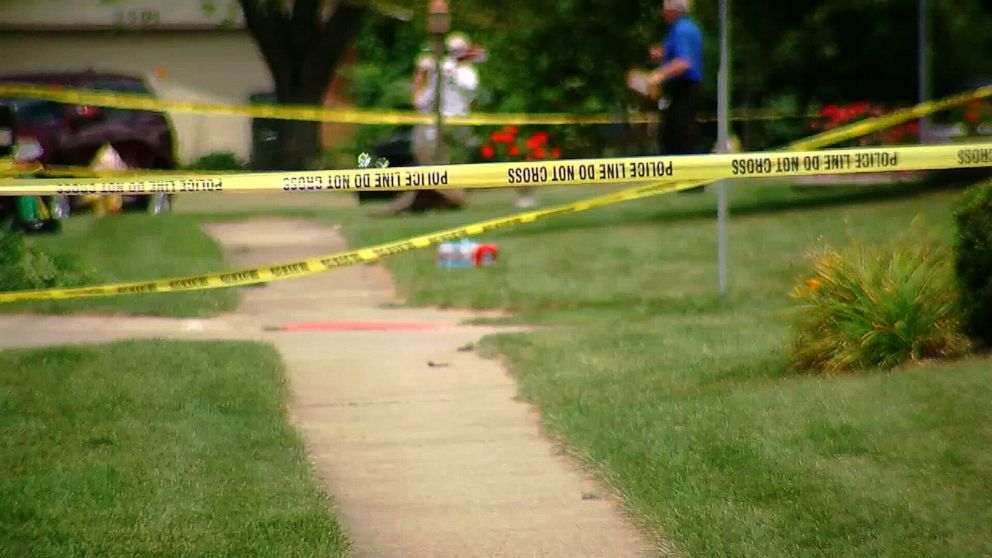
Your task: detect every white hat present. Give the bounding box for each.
[446,33,470,56]
[416,53,435,71]
[664,0,692,11]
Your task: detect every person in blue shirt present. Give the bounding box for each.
[648,0,704,156]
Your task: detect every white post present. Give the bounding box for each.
[716,0,730,296]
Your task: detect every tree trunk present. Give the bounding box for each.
[271,90,324,170]
[239,0,365,170]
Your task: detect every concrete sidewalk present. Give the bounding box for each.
[0,218,660,557]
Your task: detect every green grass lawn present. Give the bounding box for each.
[3,177,988,555]
[339,180,967,320]
[338,179,992,557]
[0,340,349,558]
[7,212,238,318]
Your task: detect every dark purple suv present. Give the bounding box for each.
[0,71,178,213]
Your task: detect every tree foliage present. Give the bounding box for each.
[235,0,992,163]
[737,0,992,106]
[349,0,992,115]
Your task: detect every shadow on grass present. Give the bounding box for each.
[461,297,724,326]
[695,354,794,394]
[501,179,970,240]
[491,293,730,324]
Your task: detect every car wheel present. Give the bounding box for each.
[148,193,171,215]
[50,195,71,219]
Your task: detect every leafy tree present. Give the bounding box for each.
[736,0,992,106]
[234,0,992,162]
[349,0,992,110]
[345,0,672,158]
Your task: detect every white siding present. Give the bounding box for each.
[0,0,243,29]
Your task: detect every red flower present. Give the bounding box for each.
[508,145,521,156]
[551,147,561,158]
[850,101,871,116]
[965,110,981,123]
[532,148,547,159]
[505,126,520,136]
[820,104,839,118]
[481,145,495,159]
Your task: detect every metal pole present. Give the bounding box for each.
[716,0,730,296]
[918,0,929,144]
[432,33,445,163]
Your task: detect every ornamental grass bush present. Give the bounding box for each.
[0,226,91,292]
[789,231,971,373]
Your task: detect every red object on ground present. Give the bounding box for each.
[473,244,499,266]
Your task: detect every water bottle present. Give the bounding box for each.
[454,239,477,268]
[436,241,457,268]
[437,239,499,268]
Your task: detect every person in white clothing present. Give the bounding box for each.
[412,57,479,117]
[412,32,480,165]
[383,33,482,215]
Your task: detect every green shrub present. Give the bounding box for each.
[789,232,971,373]
[0,226,92,291]
[954,180,992,346]
[183,151,245,171]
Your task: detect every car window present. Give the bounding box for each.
[83,79,159,122]
[13,100,64,124]
[102,108,135,124]
[85,79,152,96]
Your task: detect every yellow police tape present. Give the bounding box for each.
[30,164,234,179]
[0,160,246,180]
[1,143,989,197]
[0,83,652,126]
[0,83,824,127]
[1,86,990,304]
[790,85,992,151]
[0,181,699,304]
[0,85,988,184]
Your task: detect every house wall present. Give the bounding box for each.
[0,0,244,30]
[0,30,271,163]
[0,0,359,165]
